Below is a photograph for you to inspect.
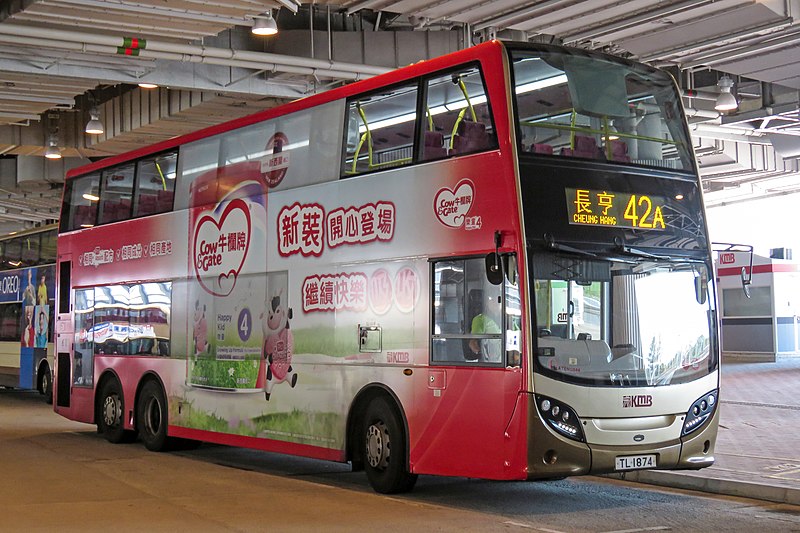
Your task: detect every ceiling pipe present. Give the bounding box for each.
[0,33,378,81]
[0,24,390,78]
[638,18,793,63]
[561,0,716,44]
[684,107,720,120]
[346,0,395,15]
[682,27,800,69]
[50,0,262,27]
[472,0,572,32]
[690,123,768,144]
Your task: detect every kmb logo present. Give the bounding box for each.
[623,395,653,408]
[719,252,736,264]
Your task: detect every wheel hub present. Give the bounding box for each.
[366,421,390,470]
[102,394,121,427]
[143,397,162,435]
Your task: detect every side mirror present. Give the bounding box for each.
[694,273,707,305]
[485,253,503,285]
[608,344,637,363]
[741,267,751,299]
[503,254,517,285]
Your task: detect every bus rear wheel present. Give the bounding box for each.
[97,378,134,443]
[363,397,417,494]
[40,363,52,404]
[137,380,169,452]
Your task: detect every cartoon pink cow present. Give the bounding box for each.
[262,291,297,401]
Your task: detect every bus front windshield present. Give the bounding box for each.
[511,48,694,172]
[532,252,715,387]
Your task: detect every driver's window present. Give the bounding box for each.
[431,256,513,366]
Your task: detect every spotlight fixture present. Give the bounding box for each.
[252,11,278,36]
[85,106,104,135]
[138,82,158,89]
[714,75,738,112]
[44,136,61,160]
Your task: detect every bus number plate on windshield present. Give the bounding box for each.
[615,454,656,471]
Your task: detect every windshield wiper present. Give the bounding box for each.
[540,236,597,258]
[613,244,675,261]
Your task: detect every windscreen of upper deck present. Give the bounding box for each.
[510,48,694,172]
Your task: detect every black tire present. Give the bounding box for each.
[137,380,169,452]
[97,378,134,443]
[40,363,52,404]
[363,396,417,494]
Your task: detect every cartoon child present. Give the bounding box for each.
[261,290,297,401]
[193,299,208,356]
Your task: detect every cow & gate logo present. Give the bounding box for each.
[622,395,653,408]
[193,198,251,296]
[262,132,290,188]
[434,179,474,228]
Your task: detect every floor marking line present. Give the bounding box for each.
[602,527,671,533]
[502,522,568,533]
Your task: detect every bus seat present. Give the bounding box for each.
[157,190,174,211]
[118,198,132,218]
[136,194,157,216]
[452,120,490,154]
[100,200,118,223]
[530,143,553,155]
[75,205,96,227]
[561,135,604,160]
[422,131,448,160]
[609,140,631,162]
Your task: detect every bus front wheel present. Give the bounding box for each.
[97,378,133,443]
[137,380,168,452]
[363,397,417,494]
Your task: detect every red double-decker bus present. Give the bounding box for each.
[54,40,719,493]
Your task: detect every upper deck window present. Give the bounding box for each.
[422,66,496,162]
[344,82,419,175]
[99,164,134,224]
[343,64,497,177]
[60,150,178,233]
[135,152,177,217]
[61,172,100,232]
[511,50,693,172]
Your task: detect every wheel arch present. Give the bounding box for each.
[36,358,50,393]
[94,368,124,425]
[345,383,410,472]
[133,371,167,434]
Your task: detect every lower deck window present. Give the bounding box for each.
[73,282,172,387]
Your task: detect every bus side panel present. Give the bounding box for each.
[409,367,526,480]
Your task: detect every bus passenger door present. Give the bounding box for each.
[54,255,72,412]
[411,256,524,480]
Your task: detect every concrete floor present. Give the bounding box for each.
[1,389,510,533]
[5,387,800,532]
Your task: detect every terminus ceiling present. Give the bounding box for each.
[0,0,799,232]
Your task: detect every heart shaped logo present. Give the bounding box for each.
[193,198,251,296]
[433,179,474,228]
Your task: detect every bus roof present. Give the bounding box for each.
[66,40,508,181]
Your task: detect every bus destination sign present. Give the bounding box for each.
[565,188,667,230]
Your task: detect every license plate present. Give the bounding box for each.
[615,454,656,471]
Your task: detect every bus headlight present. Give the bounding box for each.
[682,390,717,436]
[535,395,585,442]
